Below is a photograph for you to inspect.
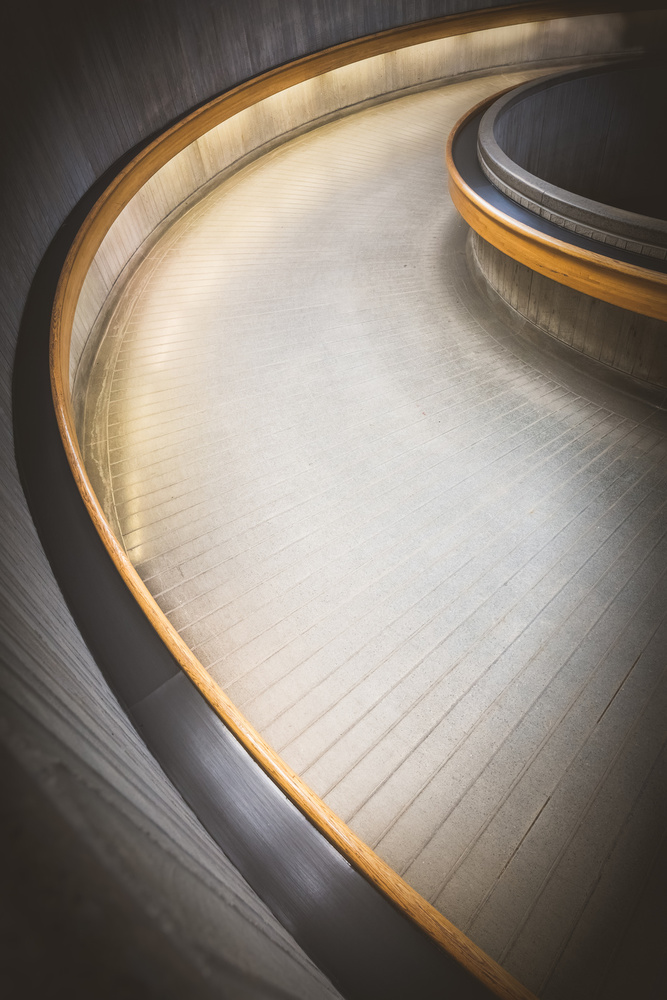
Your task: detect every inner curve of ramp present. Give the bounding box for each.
[82,71,667,999]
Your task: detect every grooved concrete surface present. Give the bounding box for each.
[84,73,667,998]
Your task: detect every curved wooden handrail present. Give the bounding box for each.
[49,5,650,998]
[446,96,667,323]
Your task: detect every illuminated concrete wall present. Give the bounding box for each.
[69,12,631,398]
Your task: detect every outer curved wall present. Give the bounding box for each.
[0,4,518,996]
[68,9,633,408]
[0,2,658,996]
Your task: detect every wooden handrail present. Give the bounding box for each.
[50,5,652,997]
[446,96,667,323]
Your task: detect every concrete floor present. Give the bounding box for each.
[82,71,667,998]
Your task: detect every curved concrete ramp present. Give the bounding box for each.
[83,72,667,999]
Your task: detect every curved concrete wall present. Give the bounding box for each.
[492,59,667,222]
[0,2,658,996]
[0,4,525,995]
[68,9,633,412]
[468,229,667,394]
[477,63,667,259]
